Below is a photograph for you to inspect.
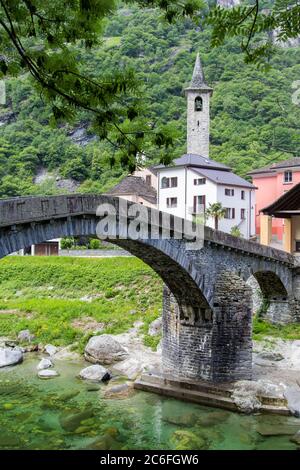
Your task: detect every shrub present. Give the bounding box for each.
[89,238,101,249]
[60,237,75,249]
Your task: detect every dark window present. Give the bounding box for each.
[195,96,203,112]
[225,188,234,196]
[161,176,177,188]
[224,208,235,219]
[171,177,178,188]
[241,208,246,220]
[161,177,169,189]
[166,197,177,208]
[296,241,300,252]
[241,190,245,200]
[193,195,206,213]
[146,175,151,186]
[194,178,206,185]
[284,171,292,183]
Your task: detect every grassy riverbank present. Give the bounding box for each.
[1,256,300,351]
[253,317,300,341]
[0,256,162,351]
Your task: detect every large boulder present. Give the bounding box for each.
[17,329,36,343]
[284,386,300,417]
[148,318,162,336]
[232,388,261,414]
[84,335,128,365]
[79,365,111,382]
[0,347,23,368]
[232,379,286,414]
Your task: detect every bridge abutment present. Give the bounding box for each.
[261,299,292,325]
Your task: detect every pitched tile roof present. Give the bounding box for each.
[248,158,300,176]
[191,167,256,189]
[106,176,157,204]
[154,154,231,171]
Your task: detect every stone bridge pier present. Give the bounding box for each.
[162,272,253,383]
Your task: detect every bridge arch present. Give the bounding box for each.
[0,214,211,317]
[252,270,289,300]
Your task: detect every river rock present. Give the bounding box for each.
[44,344,58,356]
[86,384,101,392]
[257,423,300,436]
[290,430,300,445]
[232,379,285,413]
[197,410,230,427]
[112,358,143,380]
[38,369,59,379]
[257,351,284,361]
[232,387,261,414]
[84,335,128,364]
[103,383,134,399]
[79,364,111,382]
[0,432,23,448]
[86,430,122,450]
[171,430,208,450]
[0,347,23,368]
[59,390,80,401]
[148,317,162,336]
[60,409,95,432]
[23,344,39,352]
[53,345,81,361]
[17,329,36,343]
[284,386,300,417]
[163,411,198,427]
[37,358,53,371]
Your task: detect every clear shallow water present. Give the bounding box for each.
[0,355,299,450]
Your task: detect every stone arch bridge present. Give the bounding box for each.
[0,194,299,383]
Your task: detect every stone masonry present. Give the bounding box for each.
[0,194,299,382]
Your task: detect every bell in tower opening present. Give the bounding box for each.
[195,96,203,112]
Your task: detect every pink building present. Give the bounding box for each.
[248,158,300,241]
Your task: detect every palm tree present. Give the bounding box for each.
[205,202,226,230]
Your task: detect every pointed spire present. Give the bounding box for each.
[190,53,206,88]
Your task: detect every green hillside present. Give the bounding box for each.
[0,4,299,198]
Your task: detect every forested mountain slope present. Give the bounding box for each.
[0,4,299,198]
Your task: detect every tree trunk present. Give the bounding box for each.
[215,217,218,230]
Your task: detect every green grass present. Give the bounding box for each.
[253,316,300,341]
[0,256,162,350]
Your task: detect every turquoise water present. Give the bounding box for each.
[0,355,299,450]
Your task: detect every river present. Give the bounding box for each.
[0,355,299,450]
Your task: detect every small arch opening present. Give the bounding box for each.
[195,96,203,112]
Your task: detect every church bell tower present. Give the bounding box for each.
[185,54,213,158]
